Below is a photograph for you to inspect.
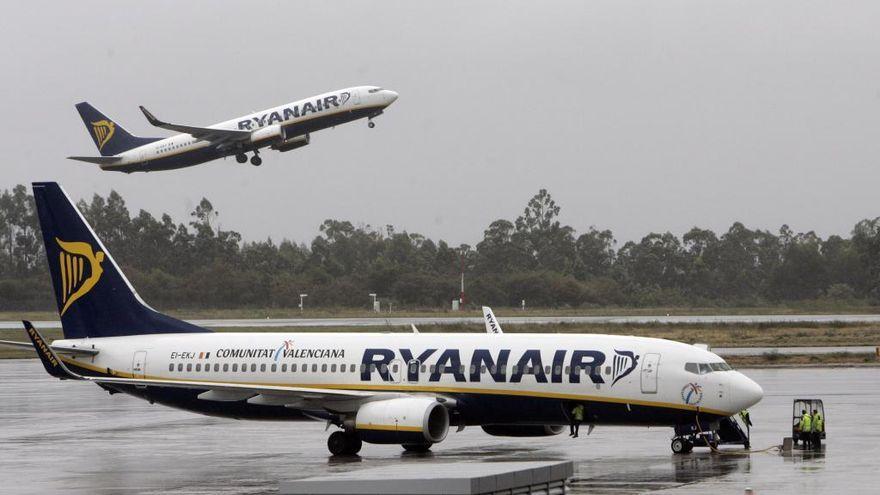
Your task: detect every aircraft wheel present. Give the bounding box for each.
[250,155,262,166]
[345,435,363,455]
[368,121,375,129]
[235,153,247,164]
[671,437,687,454]
[402,443,432,453]
[682,440,694,453]
[328,431,349,456]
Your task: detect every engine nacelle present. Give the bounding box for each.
[271,133,310,152]
[355,397,449,445]
[250,124,284,144]
[481,424,566,437]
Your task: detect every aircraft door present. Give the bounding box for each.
[352,89,361,105]
[640,353,660,394]
[406,359,421,383]
[132,351,147,379]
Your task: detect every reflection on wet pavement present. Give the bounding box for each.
[0,361,876,494]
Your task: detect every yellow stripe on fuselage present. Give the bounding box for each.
[355,423,422,432]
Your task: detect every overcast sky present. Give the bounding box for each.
[3,1,879,246]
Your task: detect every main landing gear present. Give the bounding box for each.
[671,437,694,454]
[234,151,262,166]
[367,119,375,128]
[327,430,362,456]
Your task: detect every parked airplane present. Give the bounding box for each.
[68,86,398,173]
[4,182,763,456]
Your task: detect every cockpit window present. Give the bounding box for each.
[368,87,383,93]
[686,361,732,374]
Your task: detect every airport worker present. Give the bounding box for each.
[739,409,752,441]
[812,409,823,447]
[799,409,812,448]
[570,403,585,438]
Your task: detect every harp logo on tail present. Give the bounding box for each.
[91,120,115,151]
[56,238,105,315]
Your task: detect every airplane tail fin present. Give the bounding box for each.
[74,102,160,156]
[32,182,210,340]
[482,306,503,334]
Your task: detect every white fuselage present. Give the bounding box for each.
[57,331,762,423]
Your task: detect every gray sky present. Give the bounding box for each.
[3,1,879,246]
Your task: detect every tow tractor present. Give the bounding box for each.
[671,415,750,454]
[792,398,826,448]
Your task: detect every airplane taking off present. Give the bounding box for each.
[68,86,398,173]
[4,183,763,456]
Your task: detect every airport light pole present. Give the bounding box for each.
[299,294,308,312]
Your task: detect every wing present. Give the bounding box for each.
[139,106,251,145]
[0,338,100,356]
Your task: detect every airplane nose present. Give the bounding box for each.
[735,372,764,409]
[385,90,399,104]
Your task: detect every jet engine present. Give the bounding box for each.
[481,424,566,437]
[250,124,284,144]
[354,397,449,445]
[271,133,310,152]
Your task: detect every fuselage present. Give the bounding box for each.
[103,86,398,173]
[57,332,763,426]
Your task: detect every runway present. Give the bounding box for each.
[4,313,880,330]
[0,361,876,494]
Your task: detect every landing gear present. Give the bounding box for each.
[368,120,375,129]
[235,153,247,164]
[250,154,262,166]
[327,431,362,456]
[402,443,432,453]
[671,437,693,454]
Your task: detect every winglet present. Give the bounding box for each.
[139,105,164,127]
[411,323,420,334]
[482,306,503,334]
[22,321,72,379]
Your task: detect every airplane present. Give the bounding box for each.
[4,182,763,456]
[67,86,399,173]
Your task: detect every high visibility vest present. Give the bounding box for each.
[800,413,812,432]
[572,405,584,421]
[814,414,823,432]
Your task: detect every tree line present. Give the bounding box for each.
[2,184,880,311]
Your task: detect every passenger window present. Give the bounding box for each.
[251,364,257,372]
[555,366,562,375]
[490,365,497,374]
[429,364,436,373]
[512,365,519,374]
[420,364,427,373]
[196,363,201,372]
[292,363,298,372]
[380,364,388,374]
[685,363,699,374]
[186,363,192,372]
[242,363,247,372]
[604,366,611,375]
[281,364,287,372]
[351,364,357,372]
[564,366,570,374]
[232,363,238,372]
[214,363,219,372]
[390,364,397,373]
[469,365,476,374]
[573,366,582,374]
[331,364,337,372]
[169,363,174,372]
[545,365,551,374]
[223,363,229,372]
[271,364,277,372]
[260,364,266,372]
[481,365,487,374]
[321,364,328,372]
[312,364,318,372]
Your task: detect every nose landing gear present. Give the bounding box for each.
[367,120,375,129]
[235,153,247,164]
[250,154,262,166]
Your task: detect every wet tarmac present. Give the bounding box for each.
[6,313,880,329]
[0,361,877,494]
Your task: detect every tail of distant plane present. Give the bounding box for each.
[482,306,503,334]
[32,182,210,340]
[73,102,160,156]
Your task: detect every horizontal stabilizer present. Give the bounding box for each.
[67,156,124,165]
[0,339,99,356]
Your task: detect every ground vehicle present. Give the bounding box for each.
[792,398,825,447]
